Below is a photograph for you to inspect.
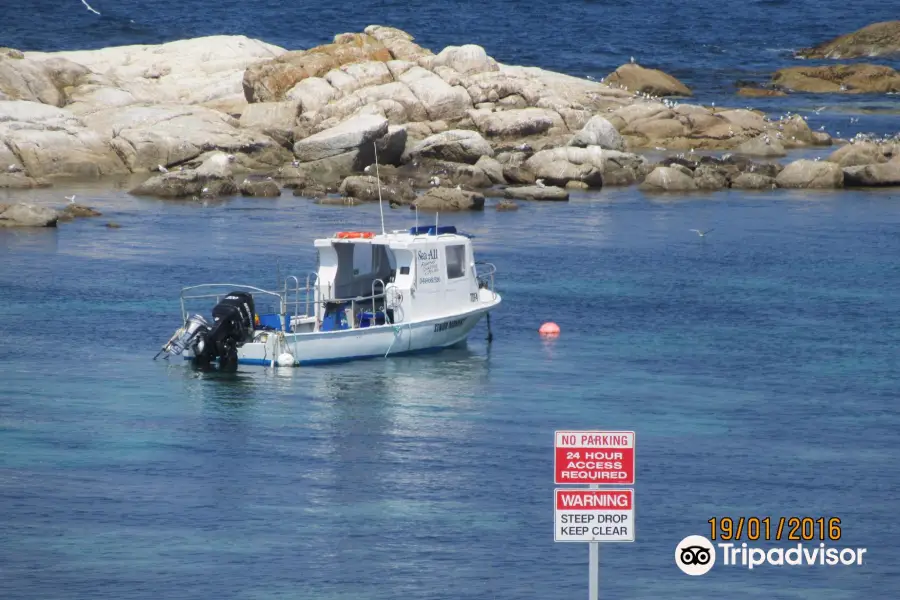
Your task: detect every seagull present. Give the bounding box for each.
[80,0,101,15]
[65,195,76,203]
[690,228,714,237]
[535,178,546,188]
[630,56,635,64]
[157,164,168,173]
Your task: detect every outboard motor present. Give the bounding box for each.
[155,314,211,361]
[192,291,256,372]
[155,291,255,372]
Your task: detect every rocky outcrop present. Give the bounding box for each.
[603,63,692,97]
[731,172,776,190]
[737,134,786,157]
[406,130,493,164]
[84,103,290,172]
[242,34,391,103]
[569,116,625,151]
[0,203,59,227]
[0,101,126,179]
[25,36,285,115]
[771,64,900,94]
[826,142,894,167]
[775,160,844,189]
[842,158,900,187]
[639,166,697,192]
[412,187,484,211]
[524,146,647,187]
[293,114,388,162]
[339,174,416,204]
[130,152,239,198]
[796,21,900,59]
[239,176,281,196]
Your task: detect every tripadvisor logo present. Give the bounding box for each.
[674,534,868,574]
[675,535,716,576]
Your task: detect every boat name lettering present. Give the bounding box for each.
[417,248,441,282]
[434,318,466,332]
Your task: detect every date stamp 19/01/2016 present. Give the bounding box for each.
[708,516,842,542]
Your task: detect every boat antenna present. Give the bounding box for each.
[435,211,439,234]
[374,142,386,235]
[415,202,419,232]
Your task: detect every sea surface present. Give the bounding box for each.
[3,1,900,599]
[2,184,899,599]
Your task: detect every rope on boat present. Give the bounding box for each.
[384,322,409,358]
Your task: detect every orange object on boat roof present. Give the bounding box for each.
[335,231,375,239]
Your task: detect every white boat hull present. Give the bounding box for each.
[183,293,500,367]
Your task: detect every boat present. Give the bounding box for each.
[155,217,500,370]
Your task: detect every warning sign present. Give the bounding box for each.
[554,489,635,542]
[554,431,635,485]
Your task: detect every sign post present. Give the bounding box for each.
[554,431,636,600]
[589,485,599,600]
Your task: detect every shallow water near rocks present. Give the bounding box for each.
[1,183,898,599]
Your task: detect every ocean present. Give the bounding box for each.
[2,1,900,599]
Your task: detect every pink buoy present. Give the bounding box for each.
[539,322,560,336]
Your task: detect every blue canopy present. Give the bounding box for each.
[409,225,458,235]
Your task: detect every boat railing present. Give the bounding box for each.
[180,278,398,333]
[475,262,497,299]
[179,284,288,325]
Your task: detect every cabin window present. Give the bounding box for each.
[352,244,373,276]
[446,244,466,279]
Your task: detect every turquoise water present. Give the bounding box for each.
[1,185,897,598]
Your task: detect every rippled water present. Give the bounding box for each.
[2,183,898,598]
[4,1,900,597]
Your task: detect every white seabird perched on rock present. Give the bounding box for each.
[157,164,168,173]
[535,179,546,188]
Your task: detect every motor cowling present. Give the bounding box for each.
[192,291,256,371]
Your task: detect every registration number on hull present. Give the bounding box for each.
[434,318,466,333]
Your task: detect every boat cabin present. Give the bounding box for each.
[296,225,482,333]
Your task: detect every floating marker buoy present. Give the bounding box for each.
[539,322,560,336]
[276,353,296,367]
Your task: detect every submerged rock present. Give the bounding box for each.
[58,203,102,221]
[796,20,900,59]
[771,64,900,94]
[503,185,569,201]
[495,200,519,211]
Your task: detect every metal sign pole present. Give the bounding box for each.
[589,483,599,600]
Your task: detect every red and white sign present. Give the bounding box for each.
[554,489,635,542]
[554,431,635,485]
